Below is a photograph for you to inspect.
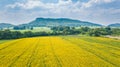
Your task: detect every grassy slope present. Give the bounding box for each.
[0,40,12,44]
[0,36,120,67]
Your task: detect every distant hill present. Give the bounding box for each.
[108,23,120,27]
[0,23,14,29]
[18,18,102,27]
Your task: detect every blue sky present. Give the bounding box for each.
[0,0,120,25]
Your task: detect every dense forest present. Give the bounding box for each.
[0,27,120,39]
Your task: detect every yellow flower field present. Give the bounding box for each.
[0,36,120,67]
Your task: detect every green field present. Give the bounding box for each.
[0,36,120,67]
[0,40,12,44]
[11,27,52,33]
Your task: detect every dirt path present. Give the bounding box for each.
[105,35,120,39]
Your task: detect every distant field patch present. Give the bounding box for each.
[11,27,52,33]
[0,40,12,44]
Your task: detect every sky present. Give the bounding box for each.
[0,0,120,25]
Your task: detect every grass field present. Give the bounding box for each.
[11,27,52,33]
[0,40,12,44]
[0,36,120,67]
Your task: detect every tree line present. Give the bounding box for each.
[51,26,120,36]
[0,26,120,39]
[0,30,49,39]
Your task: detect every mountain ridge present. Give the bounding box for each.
[0,23,14,29]
[0,18,119,29]
[108,23,120,27]
[18,18,102,27]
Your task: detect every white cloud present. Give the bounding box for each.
[6,0,80,14]
[6,0,44,9]
[81,0,115,8]
[6,0,115,10]
[6,0,72,9]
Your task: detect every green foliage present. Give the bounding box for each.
[11,31,23,39]
[0,30,49,39]
[87,27,112,36]
[51,26,80,35]
[111,28,120,36]
[0,30,12,39]
[79,27,90,34]
[0,27,120,39]
[88,28,101,36]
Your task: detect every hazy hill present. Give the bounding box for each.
[0,23,14,29]
[18,18,102,27]
[108,23,120,27]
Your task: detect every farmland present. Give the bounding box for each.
[0,36,120,67]
[11,27,52,33]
